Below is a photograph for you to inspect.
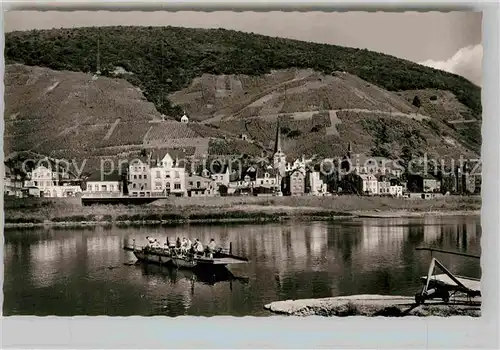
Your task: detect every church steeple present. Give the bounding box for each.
[274,119,282,154]
[273,118,286,179]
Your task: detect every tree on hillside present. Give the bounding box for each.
[371,144,392,158]
[288,129,302,138]
[412,95,422,109]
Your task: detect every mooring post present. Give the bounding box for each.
[229,242,232,255]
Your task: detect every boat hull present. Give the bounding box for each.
[133,250,173,265]
[171,256,198,269]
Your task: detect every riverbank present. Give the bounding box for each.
[3,195,481,228]
[264,294,481,317]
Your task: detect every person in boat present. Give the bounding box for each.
[146,236,156,249]
[193,239,204,256]
[176,237,182,249]
[168,238,176,249]
[181,237,189,253]
[153,239,161,249]
[206,238,217,258]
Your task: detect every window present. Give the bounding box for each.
[189,181,193,186]
[175,171,180,179]
[196,181,201,188]
[88,184,92,191]
[260,180,264,185]
[110,185,114,191]
[156,171,160,179]
[101,185,107,191]
[174,183,181,190]
[133,175,137,179]
[166,182,171,188]
[133,184,137,189]
[139,175,142,179]
[144,175,147,179]
[34,181,38,186]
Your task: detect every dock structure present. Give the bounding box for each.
[415,247,481,304]
[419,274,480,294]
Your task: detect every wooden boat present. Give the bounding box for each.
[124,241,249,270]
[171,250,249,269]
[128,246,174,265]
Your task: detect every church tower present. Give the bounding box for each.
[273,119,286,178]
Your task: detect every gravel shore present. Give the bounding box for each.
[264,294,481,317]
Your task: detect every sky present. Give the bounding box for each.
[4,10,483,86]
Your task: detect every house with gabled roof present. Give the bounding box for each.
[128,154,152,197]
[282,167,306,196]
[149,149,187,197]
[255,165,278,188]
[186,174,217,197]
[3,166,25,198]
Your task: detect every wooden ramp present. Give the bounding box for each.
[421,274,481,293]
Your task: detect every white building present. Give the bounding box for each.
[389,184,403,197]
[150,151,187,197]
[84,171,122,197]
[25,164,80,197]
[377,175,403,197]
[255,166,278,188]
[128,156,151,196]
[308,171,327,195]
[26,164,58,188]
[180,113,189,124]
[209,165,231,187]
[359,174,378,195]
[377,178,391,195]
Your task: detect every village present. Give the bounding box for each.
[3,122,481,201]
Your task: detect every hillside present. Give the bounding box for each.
[4,64,206,173]
[5,26,481,115]
[4,26,482,172]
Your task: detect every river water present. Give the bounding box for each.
[3,216,481,316]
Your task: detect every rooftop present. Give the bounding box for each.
[86,170,123,182]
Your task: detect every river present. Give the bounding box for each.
[3,215,481,316]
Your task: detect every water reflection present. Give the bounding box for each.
[3,215,481,316]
